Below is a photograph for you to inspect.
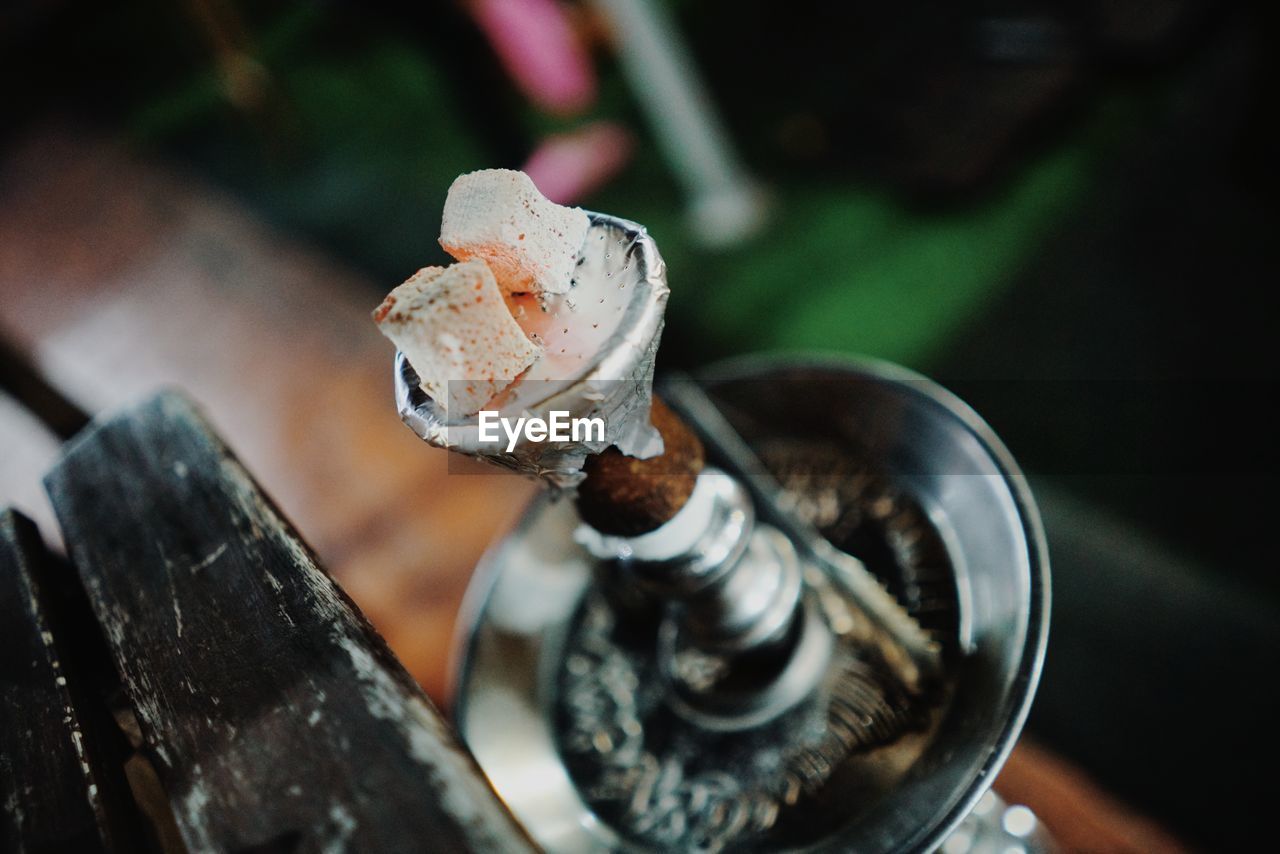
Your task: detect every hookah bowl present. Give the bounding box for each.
[450,355,1050,852]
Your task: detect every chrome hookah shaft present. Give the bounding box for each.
[579,465,838,730]
[575,380,940,728]
[660,374,943,691]
[574,394,805,656]
[583,471,799,653]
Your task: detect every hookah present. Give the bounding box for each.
[388,197,1049,852]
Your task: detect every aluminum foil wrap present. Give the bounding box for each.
[395,212,668,489]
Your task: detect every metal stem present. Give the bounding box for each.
[660,374,943,691]
[580,471,802,655]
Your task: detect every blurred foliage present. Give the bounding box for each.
[91,2,1128,372]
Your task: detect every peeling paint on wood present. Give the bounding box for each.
[0,510,143,853]
[44,393,536,853]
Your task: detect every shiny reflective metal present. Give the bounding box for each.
[453,355,1050,852]
[577,470,818,731]
[578,472,802,656]
[661,375,942,694]
[395,212,669,488]
[947,790,1054,854]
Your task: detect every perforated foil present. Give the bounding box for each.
[394,212,668,489]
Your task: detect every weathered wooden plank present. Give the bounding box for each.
[0,509,144,853]
[43,392,534,853]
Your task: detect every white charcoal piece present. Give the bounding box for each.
[439,169,590,298]
[373,260,540,416]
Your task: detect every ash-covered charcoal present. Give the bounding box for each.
[373,260,540,416]
[376,170,669,488]
[440,169,590,300]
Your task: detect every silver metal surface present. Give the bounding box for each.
[579,471,803,656]
[579,470,815,732]
[944,790,1055,854]
[663,376,942,693]
[453,355,1050,852]
[394,212,669,488]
